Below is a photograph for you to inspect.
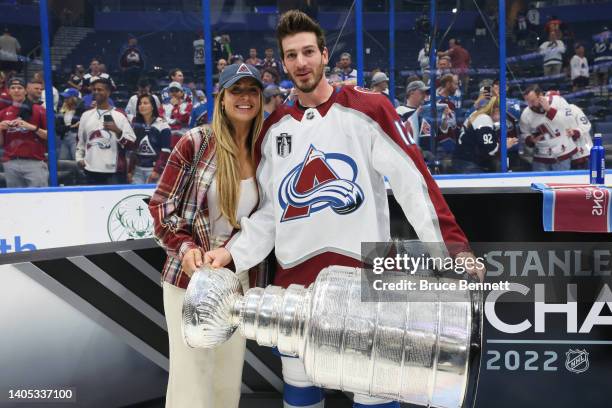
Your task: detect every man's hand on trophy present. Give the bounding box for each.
[182,248,203,277]
[456,251,485,282]
[204,247,233,268]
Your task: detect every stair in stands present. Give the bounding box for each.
[50,26,95,69]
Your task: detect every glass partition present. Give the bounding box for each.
[4,0,610,190]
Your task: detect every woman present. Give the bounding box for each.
[129,94,171,184]
[149,63,264,408]
[55,89,80,160]
[453,97,518,173]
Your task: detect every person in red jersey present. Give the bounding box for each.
[0,77,48,187]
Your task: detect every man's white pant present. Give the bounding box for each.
[163,279,247,408]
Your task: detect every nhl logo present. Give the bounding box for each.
[565,349,589,374]
[277,133,292,158]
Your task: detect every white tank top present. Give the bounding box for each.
[207,176,258,241]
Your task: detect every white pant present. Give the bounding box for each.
[163,278,248,408]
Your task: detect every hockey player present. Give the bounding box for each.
[206,10,480,408]
[519,85,577,171]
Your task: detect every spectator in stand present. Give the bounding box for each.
[263,85,283,119]
[189,90,208,128]
[453,97,518,173]
[570,43,589,91]
[396,80,429,149]
[245,48,263,68]
[434,56,453,84]
[515,10,529,47]
[0,28,21,73]
[214,58,228,85]
[539,30,566,77]
[0,71,10,111]
[67,64,85,94]
[125,78,161,122]
[417,44,430,84]
[80,76,115,110]
[592,26,612,88]
[261,67,279,87]
[26,79,43,105]
[129,94,171,184]
[370,72,399,107]
[162,81,192,148]
[161,69,193,104]
[193,31,205,76]
[82,58,115,93]
[0,78,48,187]
[544,15,562,38]
[76,78,136,185]
[519,84,577,171]
[212,34,232,62]
[55,88,80,160]
[438,39,471,94]
[32,71,58,111]
[435,74,461,152]
[262,47,282,74]
[119,35,145,93]
[338,52,357,85]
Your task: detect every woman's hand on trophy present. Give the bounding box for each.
[204,247,233,268]
[182,248,203,277]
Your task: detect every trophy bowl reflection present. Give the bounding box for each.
[183,265,483,408]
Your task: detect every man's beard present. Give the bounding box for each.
[288,60,324,94]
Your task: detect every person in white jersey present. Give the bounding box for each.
[205,10,482,408]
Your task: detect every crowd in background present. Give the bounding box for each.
[0,1,611,188]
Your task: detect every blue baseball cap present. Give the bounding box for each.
[219,63,263,89]
[61,88,79,98]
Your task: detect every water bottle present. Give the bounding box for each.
[589,133,605,184]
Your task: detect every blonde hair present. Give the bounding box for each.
[468,96,499,127]
[211,85,264,229]
[60,96,78,113]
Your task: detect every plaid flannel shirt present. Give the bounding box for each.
[149,126,217,289]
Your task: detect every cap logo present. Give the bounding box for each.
[237,64,252,74]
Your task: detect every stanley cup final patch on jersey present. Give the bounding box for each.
[276,133,292,157]
[278,144,365,222]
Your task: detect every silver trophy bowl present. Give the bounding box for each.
[183,265,482,408]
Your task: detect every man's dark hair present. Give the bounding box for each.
[523,84,542,96]
[276,10,326,59]
[440,74,454,87]
[91,77,112,91]
[134,94,160,123]
[169,68,182,80]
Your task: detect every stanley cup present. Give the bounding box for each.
[183,265,482,408]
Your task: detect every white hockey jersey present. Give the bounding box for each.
[226,86,468,288]
[519,95,577,162]
[76,108,136,173]
[569,103,592,161]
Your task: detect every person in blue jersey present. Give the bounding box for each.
[453,97,518,173]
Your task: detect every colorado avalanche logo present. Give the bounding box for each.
[278,145,364,222]
[86,129,112,150]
